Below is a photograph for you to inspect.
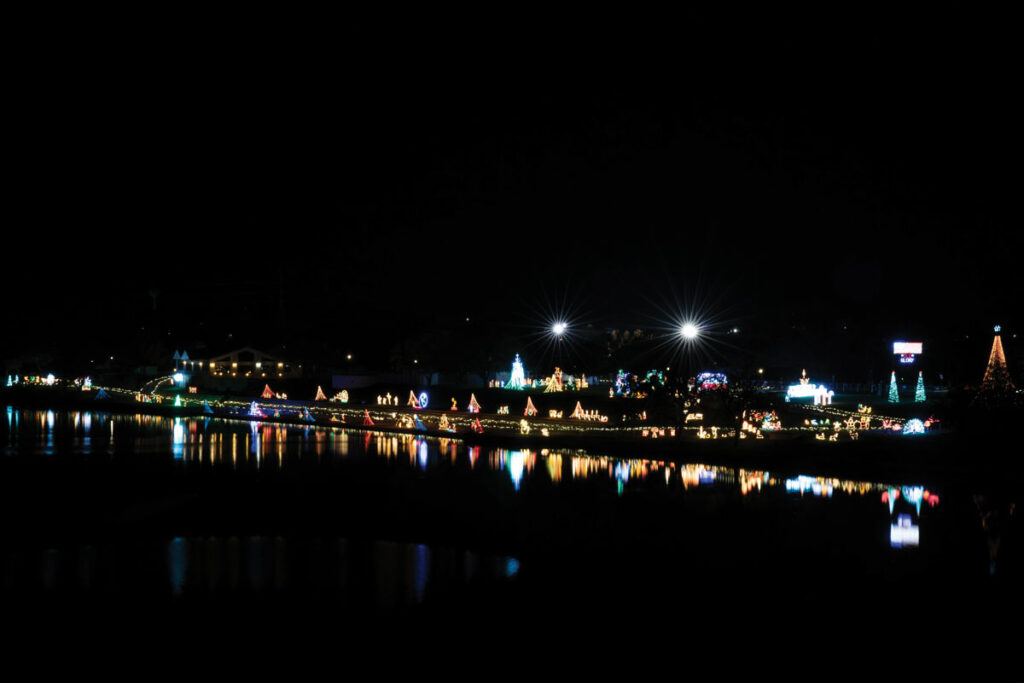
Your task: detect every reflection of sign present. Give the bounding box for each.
[890,514,919,548]
[893,342,923,354]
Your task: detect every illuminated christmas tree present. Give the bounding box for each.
[468,394,482,413]
[915,372,926,402]
[888,372,899,403]
[314,386,327,401]
[261,384,275,399]
[504,355,526,390]
[980,326,1014,393]
[408,390,421,408]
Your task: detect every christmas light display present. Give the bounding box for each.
[262,385,275,399]
[696,372,727,390]
[615,371,630,396]
[571,401,585,419]
[314,386,327,401]
[95,389,109,400]
[505,354,527,390]
[468,394,481,413]
[979,326,1015,393]
[544,367,563,393]
[408,391,421,409]
[902,418,925,435]
[915,372,926,402]
[450,398,458,411]
[414,415,426,431]
[362,410,374,427]
[888,372,899,403]
[203,400,214,414]
[524,397,538,417]
[5,375,11,387]
[471,417,483,433]
[438,413,452,432]
[249,401,265,418]
[174,395,182,407]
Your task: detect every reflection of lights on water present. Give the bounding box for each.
[413,544,430,604]
[509,450,525,490]
[890,514,919,548]
[168,537,187,595]
[785,475,833,497]
[46,410,55,430]
[418,439,428,470]
[505,557,520,578]
[614,461,629,495]
[172,418,185,459]
[82,412,91,431]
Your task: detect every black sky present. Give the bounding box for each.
[5,9,1022,376]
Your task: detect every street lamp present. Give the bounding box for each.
[680,323,699,340]
[552,322,567,336]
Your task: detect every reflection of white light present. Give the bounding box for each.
[681,323,699,340]
[172,418,184,459]
[552,322,567,336]
[510,450,525,491]
[890,514,919,548]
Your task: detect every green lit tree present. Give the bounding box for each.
[888,371,899,403]
[915,372,926,402]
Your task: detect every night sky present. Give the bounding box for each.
[6,10,1022,381]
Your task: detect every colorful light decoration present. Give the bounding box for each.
[785,370,833,405]
[249,401,265,418]
[696,372,727,390]
[468,394,481,414]
[408,391,421,409]
[314,386,327,401]
[262,385,275,400]
[524,397,538,417]
[505,354,527,390]
[419,392,429,409]
[915,372,926,402]
[888,372,899,403]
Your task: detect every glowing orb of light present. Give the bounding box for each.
[994,325,1001,333]
[552,322,567,336]
[681,323,699,340]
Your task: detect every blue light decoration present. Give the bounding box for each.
[901,486,925,514]
[172,373,184,385]
[902,418,925,435]
[505,355,526,390]
[83,377,92,388]
[645,369,665,386]
[696,372,728,390]
[249,401,265,418]
[414,415,426,431]
[45,373,55,386]
[418,391,429,409]
[615,370,631,396]
[5,375,11,387]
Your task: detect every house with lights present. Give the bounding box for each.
[177,347,303,380]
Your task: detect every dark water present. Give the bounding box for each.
[2,407,1020,652]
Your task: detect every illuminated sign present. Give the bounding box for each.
[893,342,923,354]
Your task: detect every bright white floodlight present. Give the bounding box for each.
[552,322,567,336]
[681,323,699,340]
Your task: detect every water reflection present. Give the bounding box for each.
[0,408,952,555]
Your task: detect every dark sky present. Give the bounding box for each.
[5,10,1022,377]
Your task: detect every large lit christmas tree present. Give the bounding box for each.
[505,355,526,390]
[914,372,926,402]
[888,371,899,403]
[981,326,1014,392]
